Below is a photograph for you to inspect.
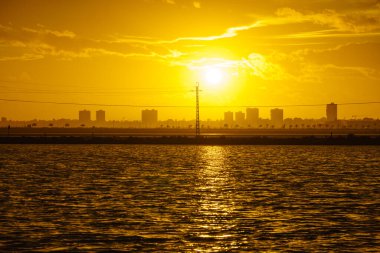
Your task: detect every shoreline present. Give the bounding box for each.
[1,135,379,145]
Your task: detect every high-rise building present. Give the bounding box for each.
[224,111,233,127]
[141,109,158,127]
[235,111,245,127]
[326,103,337,122]
[246,108,259,127]
[79,110,91,122]
[1,117,6,122]
[270,108,283,127]
[96,110,106,122]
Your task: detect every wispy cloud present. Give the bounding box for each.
[22,25,76,38]
[277,30,380,39]
[105,4,380,52]
[0,24,187,61]
[170,52,290,81]
[270,5,380,34]
[0,53,44,61]
[161,0,201,8]
[163,0,175,4]
[109,22,263,45]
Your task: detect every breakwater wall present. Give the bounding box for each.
[1,135,379,145]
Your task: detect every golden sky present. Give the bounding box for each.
[0,0,380,120]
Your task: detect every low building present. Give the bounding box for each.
[141,109,158,127]
[96,110,106,122]
[224,111,233,127]
[270,108,284,127]
[326,103,338,122]
[235,111,245,127]
[246,108,259,127]
[79,110,91,122]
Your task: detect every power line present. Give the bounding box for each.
[0,98,379,108]
[0,98,183,108]
[0,86,188,94]
[0,90,187,95]
[0,79,188,93]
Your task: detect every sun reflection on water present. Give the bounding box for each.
[190,146,238,251]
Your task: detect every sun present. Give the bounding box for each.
[203,67,224,87]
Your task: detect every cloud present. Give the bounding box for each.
[291,42,380,68]
[193,1,201,8]
[106,4,380,50]
[4,3,378,63]
[161,0,201,8]
[1,22,378,84]
[170,52,290,81]
[22,26,76,38]
[109,21,263,46]
[265,43,380,83]
[298,64,380,83]
[163,0,175,4]
[242,53,290,80]
[0,24,187,61]
[273,5,380,33]
[0,53,44,61]
[0,24,77,47]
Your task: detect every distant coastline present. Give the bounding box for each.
[1,127,379,145]
[1,135,379,145]
[1,127,380,136]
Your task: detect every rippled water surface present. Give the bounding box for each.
[0,145,379,252]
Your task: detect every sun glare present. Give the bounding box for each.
[203,67,224,87]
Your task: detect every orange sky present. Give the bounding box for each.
[0,0,380,120]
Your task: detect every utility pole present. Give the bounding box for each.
[195,82,200,137]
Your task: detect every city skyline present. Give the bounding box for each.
[1,0,380,120]
[0,104,342,123]
[2,102,380,122]
[2,103,380,130]
[1,100,380,122]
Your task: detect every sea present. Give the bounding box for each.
[0,145,379,252]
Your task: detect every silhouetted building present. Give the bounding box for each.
[141,109,158,127]
[224,111,233,127]
[96,110,106,122]
[235,111,245,127]
[326,103,337,122]
[271,108,283,127]
[246,108,259,127]
[79,110,91,122]
[1,117,6,122]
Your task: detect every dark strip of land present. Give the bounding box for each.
[0,135,379,145]
[1,127,380,136]
[1,127,380,145]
